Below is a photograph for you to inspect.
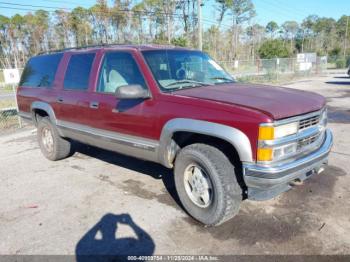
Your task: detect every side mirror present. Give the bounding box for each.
[115,85,150,99]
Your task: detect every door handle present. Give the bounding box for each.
[89,101,99,109]
[57,97,64,103]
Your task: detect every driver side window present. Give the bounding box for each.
[97,52,146,93]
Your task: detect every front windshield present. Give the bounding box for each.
[142,50,235,91]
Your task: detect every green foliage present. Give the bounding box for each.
[258,40,290,59]
[282,21,299,36]
[335,58,346,69]
[335,15,350,37]
[171,37,188,47]
[265,21,278,36]
[329,47,341,57]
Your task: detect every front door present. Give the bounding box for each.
[86,51,157,142]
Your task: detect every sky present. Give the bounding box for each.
[0,0,349,28]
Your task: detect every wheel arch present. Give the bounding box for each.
[31,101,57,126]
[158,118,253,168]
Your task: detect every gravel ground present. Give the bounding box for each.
[0,74,349,257]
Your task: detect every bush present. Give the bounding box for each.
[335,58,347,69]
[329,47,341,57]
[258,40,290,59]
[171,37,188,47]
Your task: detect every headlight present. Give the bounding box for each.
[258,122,298,140]
[257,122,299,162]
[257,109,327,163]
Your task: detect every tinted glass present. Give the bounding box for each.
[19,53,63,87]
[142,50,234,92]
[97,52,146,93]
[64,53,95,90]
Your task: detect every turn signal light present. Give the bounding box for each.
[257,148,273,161]
[258,126,274,140]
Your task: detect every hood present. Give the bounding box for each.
[173,83,325,120]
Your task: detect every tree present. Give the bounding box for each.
[216,0,255,59]
[336,15,350,56]
[258,39,290,59]
[246,24,265,59]
[69,7,92,46]
[89,0,110,43]
[215,0,230,28]
[313,17,336,54]
[0,0,349,68]
[282,21,299,53]
[176,0,198,45]
[54,10,71,48]
[265,21,278,38]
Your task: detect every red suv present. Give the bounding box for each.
[17,45,333,226]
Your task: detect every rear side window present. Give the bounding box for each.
[19,53,63,87]
[64,53,95,90]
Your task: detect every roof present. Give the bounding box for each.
[38,44,192,55]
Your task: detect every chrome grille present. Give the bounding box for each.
[298,133,319,149]
[299,115,320,130]
[297,110,325,153]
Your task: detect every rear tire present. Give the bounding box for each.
[37,117,72,161]
[174,143,242,226]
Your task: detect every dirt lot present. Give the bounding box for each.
[1,74,350,256]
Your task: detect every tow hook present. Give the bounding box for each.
[289,166,325,187]
[317,167,325,174]
[289,178,303,186]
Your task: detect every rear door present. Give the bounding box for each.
[55,51,98,126]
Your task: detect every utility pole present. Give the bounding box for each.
[344,16,349,58]
[197,0,202,50]
[166,1,171,44]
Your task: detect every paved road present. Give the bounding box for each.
[1,74,349,256]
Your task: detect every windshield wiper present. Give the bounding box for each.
[164,80,212,88]
[210,76,234,83]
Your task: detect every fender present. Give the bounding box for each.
[31,101,58,125]
[158,118,253,168]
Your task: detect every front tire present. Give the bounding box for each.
[37,117,72,161]
[174,143,243,226]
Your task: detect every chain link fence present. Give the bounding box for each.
[220,57,328,82]
[0,83,21,132]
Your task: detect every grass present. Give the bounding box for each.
[0,99,16,110]
[0,84,16,92]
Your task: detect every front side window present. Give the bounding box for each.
[142,50,234,92]
[19,53,63,88]
[97,52,146,93]
[64,53,95,90]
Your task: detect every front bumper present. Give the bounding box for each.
[243,128,333,200]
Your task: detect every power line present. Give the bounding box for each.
[0,1,191,18]
[0,2,67,10]
[259,0,309,24]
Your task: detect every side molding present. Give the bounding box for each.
[31,101,57,124]
[158,118,253,168]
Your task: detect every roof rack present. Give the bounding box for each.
[37,43,134,55]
